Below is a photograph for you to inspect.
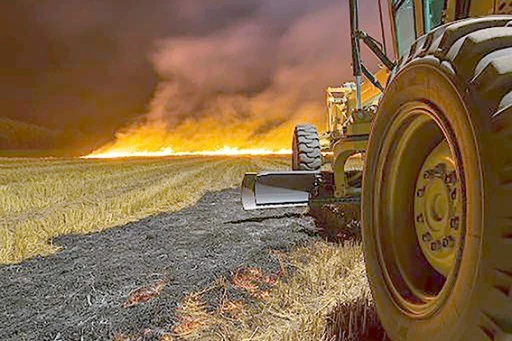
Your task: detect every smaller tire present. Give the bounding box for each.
[292,124,321,171]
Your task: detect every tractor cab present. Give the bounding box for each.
[393,0,511,57]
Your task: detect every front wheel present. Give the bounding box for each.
[292,124,321,171]
[362,17,512,341]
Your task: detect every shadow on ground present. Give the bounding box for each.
[0,189,318,341]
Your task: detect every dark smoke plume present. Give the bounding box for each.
[0,0,390,153]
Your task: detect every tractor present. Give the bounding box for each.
[242,0,512,340]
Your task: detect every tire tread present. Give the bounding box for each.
[292,124,321,171]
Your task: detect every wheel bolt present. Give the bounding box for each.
[445,171,457,185]
[430,241,440,251]
[442,236,455,248]
[416,213,425,223]
[450,216,459,230]
[442,237,449,248]
[416,187,425,197]
[450,188,457,200]
[424,171,431,180]
[422,232,432,242]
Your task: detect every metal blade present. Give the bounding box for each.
[241,173,258,210]
[241,171,319,210]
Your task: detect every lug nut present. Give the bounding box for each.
[445,171,457,185]
[450,216,459,230]
[442,236,455,248]
[422,232,432,242]
[450,188,457,200]
[442,237,449,248]
[430,241,440,251]
[416,187,425,197]
[416,213,425,223]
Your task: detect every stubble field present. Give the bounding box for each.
[0,155,288,264]
[0,155,385,340]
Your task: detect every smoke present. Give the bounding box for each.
[82,0,389,154]
[0,0,389,153]
[0,0,384,155]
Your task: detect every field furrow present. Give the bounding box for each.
[0,156,204,185]
[0,156,288,263]
[0,158,215,216]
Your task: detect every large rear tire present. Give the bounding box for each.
[292,124,321,171]
[363,17,512,341]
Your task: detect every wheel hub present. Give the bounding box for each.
[414,141,461,277]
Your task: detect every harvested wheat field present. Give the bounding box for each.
[0,156,288,264]
[0,156,385,341]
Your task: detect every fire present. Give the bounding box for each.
[84,146,290,159]
[82,6,331,160]
[75,0,349,160]
[84,120,295,159]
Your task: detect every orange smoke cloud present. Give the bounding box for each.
[87,1,384,158]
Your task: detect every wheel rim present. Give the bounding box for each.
[373,101,466,317]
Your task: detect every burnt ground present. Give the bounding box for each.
[0,189,319,341]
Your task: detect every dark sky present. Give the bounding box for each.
[0,0,390,151]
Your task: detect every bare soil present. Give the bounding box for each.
[0,189,318,340]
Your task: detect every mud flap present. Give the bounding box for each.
[241,171,320,210]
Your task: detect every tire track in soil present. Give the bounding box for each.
[0,189,318,340]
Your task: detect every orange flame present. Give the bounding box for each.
[84,117,305,159]
[85,148,290,159]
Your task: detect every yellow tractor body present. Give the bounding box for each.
[242,1,512,339]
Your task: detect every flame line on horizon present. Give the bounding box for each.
[82,146,292,159]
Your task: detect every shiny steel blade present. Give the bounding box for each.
[241,171,319,210]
